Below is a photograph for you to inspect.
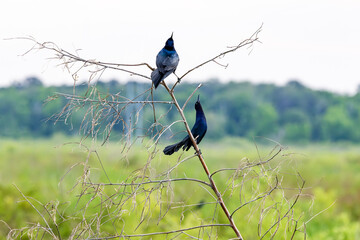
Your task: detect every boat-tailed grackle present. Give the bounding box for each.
[164,95,207,155]
[151,33,180,89]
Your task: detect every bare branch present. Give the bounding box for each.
[54,92,174,105]
[182,83,202,111]
[11,36,151,80]
[230,177,279,218]
[260,174,306,239]
[84,177,212,188]
[13,184,58,239]
[162,81,244,239]
[88,224,231,239]
[179,24,262,81]
[210,145,283,178]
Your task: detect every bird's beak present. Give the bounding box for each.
[197,95,200,102]
[171,32,173,38]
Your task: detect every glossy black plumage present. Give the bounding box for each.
[163,96,207,155]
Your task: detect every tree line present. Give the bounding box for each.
[1,77,359,143]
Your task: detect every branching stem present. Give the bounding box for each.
[163,82,244,239]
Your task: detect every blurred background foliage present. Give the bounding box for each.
[1,77,360,143]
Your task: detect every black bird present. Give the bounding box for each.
[163,95,207,155]
[151,33,180,89]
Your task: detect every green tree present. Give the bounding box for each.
[281,109,311,142]
[321,105,354,141]
[252,102,278,137]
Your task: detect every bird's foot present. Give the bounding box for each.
[177,77,181,84]
[195,149,202,156]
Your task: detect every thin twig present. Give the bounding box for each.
[84,177,212,188]
[13,184,58,239]
[179,24,262,80]
[88,224,231,239]
[55,92,174,105]
[260,175,305,239]
[210,146,282,178]
[182,83,203,111]
[230,177,279,218]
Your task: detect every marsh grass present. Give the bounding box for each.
[1,137,359,238]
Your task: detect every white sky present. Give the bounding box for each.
[1,0,360,94]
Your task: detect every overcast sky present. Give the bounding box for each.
[2,0,360,94]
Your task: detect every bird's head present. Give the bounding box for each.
[164,33,175,50]
[195,95,202,110]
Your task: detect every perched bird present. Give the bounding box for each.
[163,95,207,155]
[151,33,180,89]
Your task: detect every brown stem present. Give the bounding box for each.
[163,82,244,240]
[89,224,231,239]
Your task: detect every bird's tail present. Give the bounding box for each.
[163,137,188,155]
[151,69,164,89]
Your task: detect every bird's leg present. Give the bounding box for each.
[174,72,181,83]
[193,136,201,155]
[195,149,202,156]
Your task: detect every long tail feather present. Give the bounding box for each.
[151,69,164,89]
[163,137,188,155]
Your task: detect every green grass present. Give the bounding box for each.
[1,137,360,239]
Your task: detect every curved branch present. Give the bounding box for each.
[230,176,279,218]
[54,93,174,105]
[178,24,262,81]
[88,61,154,71]
[84,177,212,188]
[182,83,202,110]
[210,145,282,178]
[14,37,152,80]
[260,175,305,239]
[88,224,231,239]
[13,184,58,239]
